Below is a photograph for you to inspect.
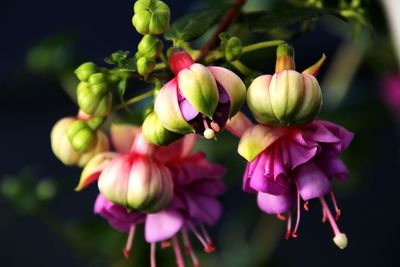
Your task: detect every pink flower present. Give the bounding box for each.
[235,114,353,249]
[383,74,400,117]
[93,133,226,266]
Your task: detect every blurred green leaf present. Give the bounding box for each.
[241,7,326,32]
[164,7,227,42]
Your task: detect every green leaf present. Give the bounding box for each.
[241,7,326,32]
[164,7,227,42]
[104,50,137,72]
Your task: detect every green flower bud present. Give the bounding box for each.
[51,117,110,167]
[132,0,170,35]
[88,73,109,96]
[225,37,242,62]
[137,56,156,77]
[143,111,182,146]
[138,35,163,59]
[35,179,57,201]
[66,120,97,153]
[77,82,113,117]
[247,70,322,126]
[74,62,97,82]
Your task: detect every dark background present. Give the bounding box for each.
[1,0,398,267]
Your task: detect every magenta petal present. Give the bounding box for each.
[217,83,230,103]
[296,161,331,200]
[179,99,199,121]
[301,121,340,144]
[94,194,144,232]
[315,157,349,181]
[257,189,294,214]
[287,138,318,169]
[183,193,222,225]
[145,210,184,243]
[317,120,354,151]
[243,163,257,193]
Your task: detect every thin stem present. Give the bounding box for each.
[198,0,248,61]
[114,90,154,111]
[230,60,252,75]
[241,40,286,54]
[159,53,169,66]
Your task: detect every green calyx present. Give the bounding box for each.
[75,62,97,82]
[137,57,156,77]
[143,111,182,146]
[66,120,97,153]
[132,0,171,35]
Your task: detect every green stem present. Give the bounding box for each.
[242,40,286,54]
[230,60,253,75]
[159,53,169,66]
[114,90,154,111]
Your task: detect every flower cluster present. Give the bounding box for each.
[50,0,356,265]
[76,126,226,266]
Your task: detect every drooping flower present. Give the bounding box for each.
[152,50,246,141]
[94,134,226,266]
[237,117,353,249]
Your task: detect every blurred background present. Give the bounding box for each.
[1,0,399,266]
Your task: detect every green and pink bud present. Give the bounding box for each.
[142,111,183,146]
[50,117,109,167]
[247,44,325,126]
[153,51,246,141]
[132,0,170,35]
[97,131,173,213]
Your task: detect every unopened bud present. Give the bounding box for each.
[138,35,163,59]
[75,62,97,82]
[137,56,156,77]
[66,120,97,153]
[77,82,113,117]
[132,0,170,35]
[143,111,182,146]
[225,37,242,62]
[88,73,109,96]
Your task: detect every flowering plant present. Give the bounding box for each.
[47,0,371,266]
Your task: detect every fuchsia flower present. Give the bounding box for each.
[154,51,246,139]
[78,125,226,266]
[235,114,353,249]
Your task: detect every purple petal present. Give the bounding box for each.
[296,161,331,200]
[301,121,341,144]
[257,189,294,214]
[179,99,199,121]
[94,194,144,232]
[182,193,223,225]
[243,163,257,193]
[315,157,349,181]
[287,138,318,169]
[317,120,354,151]
[189,178,226,196]
[145,210,184,243]
[217,83,230,103]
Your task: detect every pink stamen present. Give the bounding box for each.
[304,201,309,211]
[161,241,172,249]
[319,197,343,237]
[188,222,214,253]
[151,243,157,267]
[292,191,301,238]
[172,236,186,267]
[210,121,221,133]
[330,191,342,220]
[276,213,286,221]
[285,212,292,240]
[182,230,200,267]
[123,224,136,259]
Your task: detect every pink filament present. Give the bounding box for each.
[330,191,341,220]
[172,236,186,267]
[151,243,156,267]
[319,197,342,236]
[292,191,301,238]
[182,230,200,267]
[285,212,292,240]
[123,224,136,259]
[188,222,215,253]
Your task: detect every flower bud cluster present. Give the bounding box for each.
[75,62,113,117]
[135,35,163,77]
[132,0,170,35]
